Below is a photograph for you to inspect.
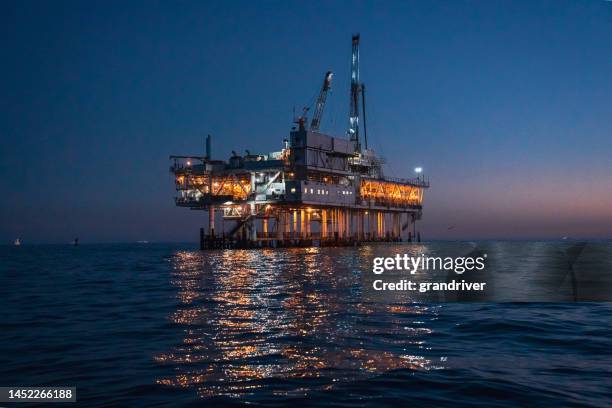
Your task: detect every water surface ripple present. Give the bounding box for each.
[1,243,611,407]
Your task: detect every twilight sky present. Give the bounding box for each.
[1,0,611,243]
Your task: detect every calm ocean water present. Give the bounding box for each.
[1,243,611,407]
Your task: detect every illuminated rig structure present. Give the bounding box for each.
[170,35,429,249]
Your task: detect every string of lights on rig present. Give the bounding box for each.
[169,34,429,249]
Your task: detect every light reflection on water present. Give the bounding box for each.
[2,243,610,406]
[155,246,441,398]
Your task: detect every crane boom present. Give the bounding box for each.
[309,71,333,132]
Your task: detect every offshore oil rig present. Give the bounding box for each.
[170,35,429,249]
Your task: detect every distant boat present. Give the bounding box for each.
[72,238,79,246]
[136,240,149,244]
[14,238,21,246]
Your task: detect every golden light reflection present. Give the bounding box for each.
[154,247,442,398]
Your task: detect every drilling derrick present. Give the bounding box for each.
[310,71,333,132]
[348,34,361,152]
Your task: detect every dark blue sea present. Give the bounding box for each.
[1,243,611,407]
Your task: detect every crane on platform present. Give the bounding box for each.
[309,71,333,132]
